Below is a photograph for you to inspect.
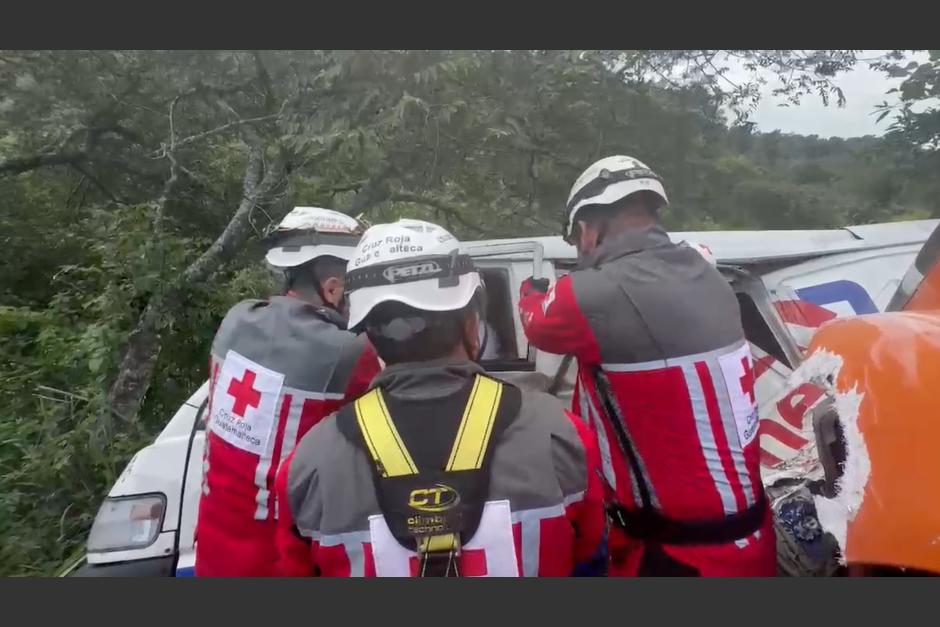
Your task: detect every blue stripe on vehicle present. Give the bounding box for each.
[795,280,878,315]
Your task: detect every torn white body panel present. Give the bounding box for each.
[758,356,827,486]
[784,349,870,558]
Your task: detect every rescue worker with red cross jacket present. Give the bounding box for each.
[275,219,607,577]
[518,156,775,576]
[195,207,381,577]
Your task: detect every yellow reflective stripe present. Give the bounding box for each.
[354,389,418,477]
[445,375,503,472]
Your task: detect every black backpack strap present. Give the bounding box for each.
[593,368,655,510]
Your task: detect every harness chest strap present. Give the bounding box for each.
[353,374,504,559]
[355,374,503,476]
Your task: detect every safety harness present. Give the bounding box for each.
[588,254,767,550]
[594,368,766,549]
[337,373,521,576]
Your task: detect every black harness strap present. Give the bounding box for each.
[593,369,766,546]
[607,497,768,546]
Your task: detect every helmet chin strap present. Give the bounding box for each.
[468,322,488,363]
[471,288,489,362]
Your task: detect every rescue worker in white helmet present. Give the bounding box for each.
[518,156,775,576]
[275,219,607,576]
[195,207,381,577]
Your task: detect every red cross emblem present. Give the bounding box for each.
[739,356,756,404]
[227,369,262,417]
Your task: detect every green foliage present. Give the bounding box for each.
[790,162,836,185]
[0,49,935,576]
[729,179,833,229]
[0,177,273,574]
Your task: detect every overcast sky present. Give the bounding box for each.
[740,51,927,138]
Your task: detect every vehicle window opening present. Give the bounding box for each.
[478,268,519,361]
[736,292,792,368]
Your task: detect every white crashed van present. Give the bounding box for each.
[69,219,938,576]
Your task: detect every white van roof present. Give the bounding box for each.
[466,219,939,265]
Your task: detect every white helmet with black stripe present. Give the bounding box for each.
[264,206,364,268]
[345,219,482,332]
[565,155,669,239]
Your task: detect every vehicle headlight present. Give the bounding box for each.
[87,494,166,553]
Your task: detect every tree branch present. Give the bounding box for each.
[94,122,148,147]
[160,77,257,107]
[253,51,277,113]
[104,142,288,424]
[66,173,87,208]
[180,143,285,286]
[148,113,280,157]
[643,58,683,90]
[0,150,85,176]
[705,54,742,91]
[327,181,366,195]
[149,97,183,234]
[168,95,181,151]
[152,151,180,234]
[0,121,142,177]
[388,190,495,236]
[69,162,127,206]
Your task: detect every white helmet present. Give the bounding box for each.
[345,219,482,331]
[264,206,364,268]
[565,155,669,239]
[681,240,717,267]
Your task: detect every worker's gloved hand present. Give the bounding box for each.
[521,277,550,297]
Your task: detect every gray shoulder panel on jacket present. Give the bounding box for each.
[212,296,359,392]
[488,389,588,510]
[287,413,379,538]
[570,246,744,362]
[325,333,370,395]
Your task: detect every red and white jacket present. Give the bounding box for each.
[195,295,380,577]
[519,225,775,576]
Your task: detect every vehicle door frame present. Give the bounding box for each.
[720,264,804,370]
[173,396,208,576]
[461,240,551,373]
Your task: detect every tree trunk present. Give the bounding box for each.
[103,298,165,424]
[103,145,285,427]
